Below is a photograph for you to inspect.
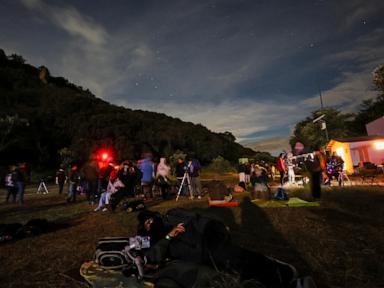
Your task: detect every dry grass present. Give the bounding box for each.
[0,180,383,288]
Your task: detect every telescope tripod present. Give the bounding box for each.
[37,180,49,194]
[175,170,193,201]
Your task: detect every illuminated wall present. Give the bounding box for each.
[328,139,384,174]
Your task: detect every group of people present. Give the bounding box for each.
[276,147,346,201]
[4,163,28,206]
[58,155,203,211]
[276,152,297,186]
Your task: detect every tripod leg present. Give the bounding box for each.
[37,182,42,194]
[43,182,49,194]
[186,174,193,200]
[176,173,187,201]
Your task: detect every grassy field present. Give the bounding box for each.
[0,179,383,288]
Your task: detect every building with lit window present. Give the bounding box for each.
[327,116,384,174]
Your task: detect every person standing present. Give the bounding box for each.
[175,158,188,197]
[55,167,67,195]
[14,163,27,206]
[188,157,202,199]
[286,152,296,185]
[5,165,17,203]
[67,164,79,203]
[276,153,287,186]
[238,162,246,185]
[138,155,155,199]
[306,147,324,201]
[245,163,251,184]
[81,160,99,204]
[156,157,171,200]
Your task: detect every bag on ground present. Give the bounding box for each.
[94,237,131,269]
[273,187,288,200]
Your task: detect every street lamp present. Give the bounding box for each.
[313,114,329,142]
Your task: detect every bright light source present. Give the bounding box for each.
[374,141,384,150]
[97,149,113,162]
[102,153,108,160]
[336,148,345,160]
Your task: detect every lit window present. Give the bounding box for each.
[374,141,384,150]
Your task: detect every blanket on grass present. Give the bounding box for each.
[252,197,320,208]
[80,261,154,288]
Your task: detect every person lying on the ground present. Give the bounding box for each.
[136,208,315,288]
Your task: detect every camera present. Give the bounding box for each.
[129,236,150,250]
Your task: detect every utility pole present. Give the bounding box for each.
[319,88,324,109]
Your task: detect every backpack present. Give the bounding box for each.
[95,237,132,269]
[273,187,288,200]
[94,237,148,278]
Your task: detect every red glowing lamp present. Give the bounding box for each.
[101,153,109,161]
[96,149,113,162]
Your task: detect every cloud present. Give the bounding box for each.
[12,0,384,145]
[20,0,156,98]
[243,136,291,156]
[337,0,384,31]
[21,0,108,45]
[114,97,301,142]
[301,28,384,111]
[299,70,376,111]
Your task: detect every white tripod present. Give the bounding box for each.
[176,164,193,201]
[37,179,49,194]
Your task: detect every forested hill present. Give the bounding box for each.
[0,49,259,167]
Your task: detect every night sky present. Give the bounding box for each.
[1,0,383,150]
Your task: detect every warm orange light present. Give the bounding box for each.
[374,141,384,150]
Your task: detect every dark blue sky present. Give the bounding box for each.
[1,0,383,147]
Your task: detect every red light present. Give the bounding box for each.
[102,153,108,161]
[96,149,113,163]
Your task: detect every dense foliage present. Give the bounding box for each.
[0,49,258,167]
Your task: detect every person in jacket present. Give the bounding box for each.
[94,175,125,212]
[138,156,155,199]
[188,158,202,199]
[67,164,79,203]
[118,161,141,197]
[14,163,27,206]
[81,160,99,204]
[156,157,171,200]
[55,167,67,195]
[276,153,287,186]
[5,165,17,203]
[175,158,188,197]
